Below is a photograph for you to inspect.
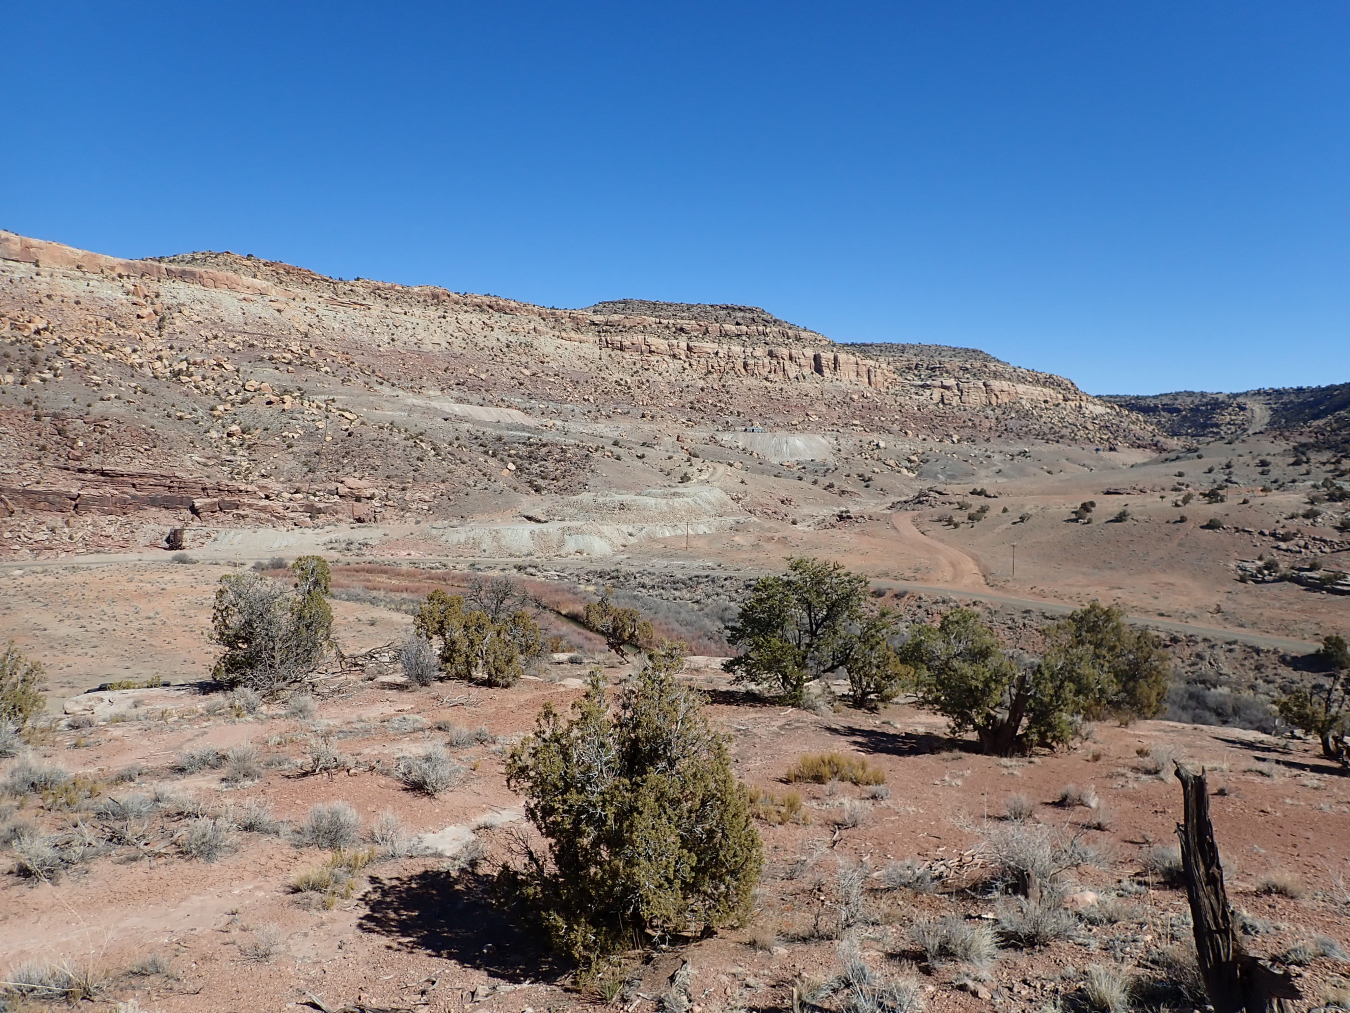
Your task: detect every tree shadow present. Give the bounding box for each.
[1284,649,1336,674]
[701,687,787,710]
[824,722,959,758]
[1209,734,1345,777]
[357,869,560,982]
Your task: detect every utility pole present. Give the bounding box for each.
[686,520,690,551]
[1012,543,1016,578]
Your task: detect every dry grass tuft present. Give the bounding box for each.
[286,694,317,720]
[439,722,495,747]
[1079,895,1140,925]
[222,744,262,784]
[1140,945,1207,1005]
[239,924,284,963]
[880,858,937,894]
[836,860,868,933]
[1004,793,1036,822]
[1081,805,1114,831]
[1322,977,1350,1010]
[1279,935,1349,966]
[227,798,282,835]
[981,821,1097,894]
[10,832,67,880]
[2,755,72,795]
[750,789,805,825]
[1056,783,1099,809]
[180,817,233,862]
[836,938,926,1012]
[305,737,348,776]
[400,635,440,686]
[387,714,430,734]
[909,916,999,966]
[288,850,374,909]
[2,960,106,1002]
[1255,869,1305,899]
[229,687,263,715]
[1134,744,1178,776]
[127,953,172,977]
[785,751,886,786]
[836,799,868,829]
[745,925,779,953]
[1141,845,1186,887]
[996,892,1077,948]
[371,810,421,858]
[1083,964,1132,1013]
[174,748,225,775]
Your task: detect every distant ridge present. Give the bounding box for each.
[1103,381,1350,450]
[582,300,815,333]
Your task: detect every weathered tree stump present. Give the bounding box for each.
[1174,764,1300,1013]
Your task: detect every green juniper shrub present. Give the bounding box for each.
[502,643,762,963]
[843,608,910,710]
[1039,602,1171,724]
[289,555,331,596]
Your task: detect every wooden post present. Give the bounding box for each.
[1174,765,1299,1013]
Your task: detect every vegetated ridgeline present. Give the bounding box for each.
[1102,384,1350,451]
[0,229,1165,548]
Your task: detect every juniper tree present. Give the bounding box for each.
[413,589,541,687]
[582,589,653,659]
[1277,635,1349,767]
[725,557,871,705]
[902,603,1171,756]
[290,554,331,596]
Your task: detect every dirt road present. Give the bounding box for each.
[888,511,986,589]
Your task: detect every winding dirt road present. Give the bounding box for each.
[889,511,986,589]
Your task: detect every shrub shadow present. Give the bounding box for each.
[358,869,559,982]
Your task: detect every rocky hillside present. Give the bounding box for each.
[4,232,1157,440]
[0,230,1166,554]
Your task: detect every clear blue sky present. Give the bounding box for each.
[3,3,1348,395]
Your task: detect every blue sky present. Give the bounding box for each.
[3,3,1348,395]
